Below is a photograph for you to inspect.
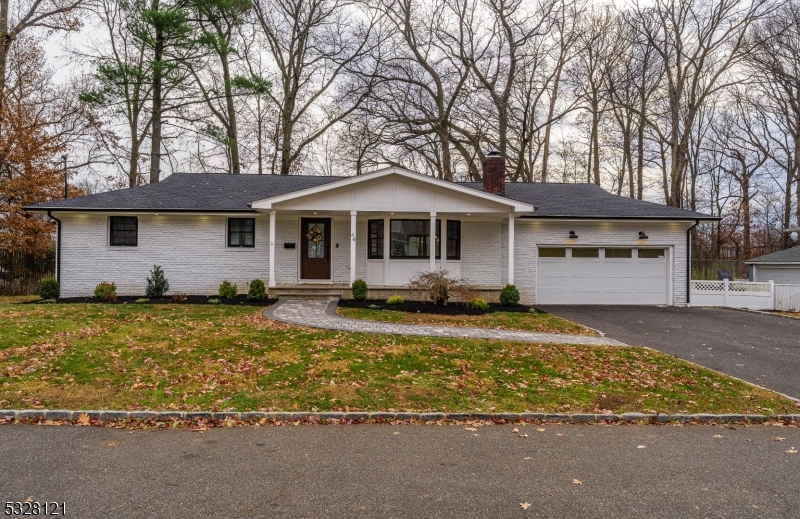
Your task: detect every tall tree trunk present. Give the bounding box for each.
[0,0,10,114]
[129,116,140,187]
[220,48,240,174]
[439,125,453,181]
[540,65,563,183]
[149,3,164,184]
[591,100,600,185]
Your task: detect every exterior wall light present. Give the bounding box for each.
[568,230,578,239]
[638,231,649,239]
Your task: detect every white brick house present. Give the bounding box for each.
[25,156,716,305]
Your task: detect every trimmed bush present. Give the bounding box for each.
[386,295,404,305]
[352,279,368,301]
[247,279,267,300]
[499,284,520,306]
[39,277,59,300]
[146,265,170,298]
[94,281,117,301]
[218,280,238,298]
[468,297,489,310]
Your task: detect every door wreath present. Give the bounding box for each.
[306,225,324,243]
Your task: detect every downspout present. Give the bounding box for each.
[47,211,61,284]
[686,219,699,307]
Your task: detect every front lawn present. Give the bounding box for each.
[336,306,597,335]
[0,302,793,414]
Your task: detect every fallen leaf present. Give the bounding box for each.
[106,440,118,447]
[536,428,545,432]
[713,435,723,438]
[774,437,786,442]
[520,503,531,510]
[465,427,477,431]
[787,448,798,454]
[41,420,60,426]
[637,445,646,449]
[25,497,34,503]
[77,413,90,425]
[512,427,519,433]
[573,479,583,485]
[519,433,528,438]
[556,433,565,437]
[523,457,532,460]
[393,432,400,435]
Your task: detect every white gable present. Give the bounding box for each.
[251,168,533,214]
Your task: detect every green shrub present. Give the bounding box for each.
[352,279,368,301]
[135,298,150,304]
[468,297,489,310]
[367,303,380,309]
[94,281,117,301]
[499,284,520,306]
[146,265,170,297]
[528,307,539,314]
[247,279,267,300]
[218,280,238,298]
[37,299,56,304]
[38,277,59,300]
[208,298,221,305]
[386,295,404,305]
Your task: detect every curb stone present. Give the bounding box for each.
[1,410,797,425]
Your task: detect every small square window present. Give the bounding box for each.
[228,218,255,248]
[605,248,632,258]
[110,217,138,247]
[572,248,599,258]
[638,249,665,259]
[539,247,566,258]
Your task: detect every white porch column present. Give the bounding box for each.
[350,210,357,285]
[430,211,437,272]
[269,210,276,288]
[508,212,515,285]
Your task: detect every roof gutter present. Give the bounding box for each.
[686,219,699,307]
[520,215,721,221]
[47,211,61,285]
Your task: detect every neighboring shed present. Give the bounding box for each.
[746,247,800,284]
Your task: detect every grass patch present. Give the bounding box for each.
[336,306,597,335]
[0,303,793,414]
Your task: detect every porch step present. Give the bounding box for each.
[270,288,344,301]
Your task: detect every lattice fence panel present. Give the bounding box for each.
[775,284,800,312]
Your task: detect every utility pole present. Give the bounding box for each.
[62,155,68,199]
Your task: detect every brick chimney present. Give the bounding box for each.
[482,151,505,195]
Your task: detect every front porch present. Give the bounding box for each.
[250,167,534,292]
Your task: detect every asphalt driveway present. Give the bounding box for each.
[539,306,800,400]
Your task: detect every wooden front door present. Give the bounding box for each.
[300,218,332,280]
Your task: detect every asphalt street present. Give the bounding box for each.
[539,305,800,400]
[1,424,798,518]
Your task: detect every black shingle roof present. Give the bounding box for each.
[25,173,343,212]
[460,182,715,220]
[25,172,715,220]
[746,247,800,264]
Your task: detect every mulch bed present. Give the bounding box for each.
[43,295,277,307]
[337,298,540,315]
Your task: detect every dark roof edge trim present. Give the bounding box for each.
[23,207,258,214]
[520,215,721,221]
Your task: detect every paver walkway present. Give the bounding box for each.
[264,299,625,346]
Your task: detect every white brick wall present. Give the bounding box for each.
[460,220,503,286]
[59,214,270,297]
[58,213,691,305]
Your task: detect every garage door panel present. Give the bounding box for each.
[537,248,668,305]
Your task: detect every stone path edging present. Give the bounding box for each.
[1,409,798,425]
[264,299,626,346]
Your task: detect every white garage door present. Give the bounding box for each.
[537,247,668,305]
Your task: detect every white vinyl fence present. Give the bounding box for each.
[690,280,800,311]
